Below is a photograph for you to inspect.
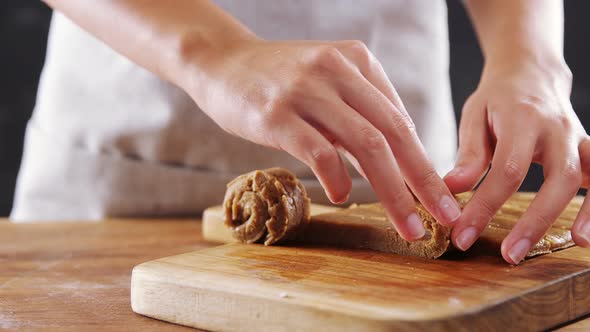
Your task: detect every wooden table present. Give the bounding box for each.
[0,219,588,331]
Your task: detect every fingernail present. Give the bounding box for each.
[508,238,532,265]
[406,213,425,240]
[439,195,461,224]
[455,226,478,251]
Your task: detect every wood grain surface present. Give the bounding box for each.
[1,218,589,331]
[0,219,212,331]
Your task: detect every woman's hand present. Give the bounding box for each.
[39,0,461,241]
[444,57,590,264]
[186,38,463,241]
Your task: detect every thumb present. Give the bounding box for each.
[444,95,492,193]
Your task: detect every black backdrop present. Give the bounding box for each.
[1,1,589,216]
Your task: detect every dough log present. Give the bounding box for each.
[223,168,311,245]
[308,192,578,259]
[223,168,578,261]
[304,200,463,259]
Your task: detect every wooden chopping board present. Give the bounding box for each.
[132,199,590,331]
[131,243,590,331]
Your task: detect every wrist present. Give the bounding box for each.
[483,50,572,86]
[166,22,260,99]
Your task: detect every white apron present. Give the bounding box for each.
[11,0,456,221]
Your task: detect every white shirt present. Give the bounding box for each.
[11,0,456,221]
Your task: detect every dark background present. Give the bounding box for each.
[0,1,589,216]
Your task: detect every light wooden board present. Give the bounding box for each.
[202,203,341,243]
[131,243,590,331]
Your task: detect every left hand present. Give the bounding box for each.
[443,58,590,264]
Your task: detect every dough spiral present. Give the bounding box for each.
[223,168,311,245]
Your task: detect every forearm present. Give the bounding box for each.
[464,0,567,71]
[43,0,257,91]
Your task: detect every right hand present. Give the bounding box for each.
[186,38,462,241]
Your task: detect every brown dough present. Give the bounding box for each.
[301,195,470,259]
[472,192,580,257]
[223,168,579,260]
[307,192,579,259]
[223,168,311,245]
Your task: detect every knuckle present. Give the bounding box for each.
[385,112,416,141]
[500,98,545,125]
[459,147,487,166]
[414,168,440,190]
[346,40,369,54]
[502,158,527,185]
[307,46,344,73]
[265,85,306,120]
[560,161,583,187]
[259,100,287,131]
[518,95,545,113]
[280,84,304,107]
[358,126,388,154]
[555,113,575,132]
[308,145,339,169]
[536,214,554,230]
[289,70,309,89]
[344,40,372,65]
[389,189,415,214]
[513,95,569,127]
[513,94,550,117]
[470,194,498,221]
[528,205,555,230]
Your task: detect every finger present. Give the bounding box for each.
[327,46,376,183]
[274,116,352,204]
[333,59,462,227]
[335,40,406,113]
[299,98,425,241]
[444,95,493,193]
[335,41,414,182]
[451,124,537,251]
[572,136,590,246]
[501,144,582,264]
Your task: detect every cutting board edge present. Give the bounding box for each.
[130,246,590,331]
[130,257,410,321]
[130,265,590,332]
[130,262,405,332]
[421,266,590,331]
